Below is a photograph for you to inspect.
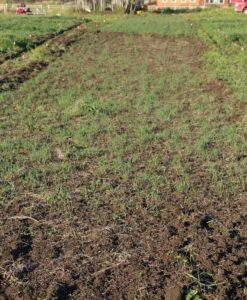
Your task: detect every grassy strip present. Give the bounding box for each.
[188,9,247,102]
[88,13,193,35]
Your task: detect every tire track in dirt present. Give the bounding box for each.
[0,26,88,93]
[0,22,87,65]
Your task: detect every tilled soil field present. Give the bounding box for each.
[0,29,246,300]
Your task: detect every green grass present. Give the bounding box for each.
[90,13,193,35]
[189,9,247,101]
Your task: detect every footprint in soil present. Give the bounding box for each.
[51,283,77,300]
[11,220,32,260]
[200,214,213,231]
[168,225,178,237]
[52,245,63,259]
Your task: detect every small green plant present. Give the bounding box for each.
[185,289,203,300]
[30,46,46,61]
[46,187,71,209]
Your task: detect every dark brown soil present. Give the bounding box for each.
[0,31,246,300]
[0,61,48,92]
[0,195,246,299]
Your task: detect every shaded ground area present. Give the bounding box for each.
[0,31,246,299]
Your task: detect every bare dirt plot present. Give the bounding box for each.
[0,31,246,300]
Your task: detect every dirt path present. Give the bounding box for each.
[0,32,246,300]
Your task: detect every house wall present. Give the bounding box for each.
[204,0,229,6]
[156,0,228,8]
[156,0,201,8]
